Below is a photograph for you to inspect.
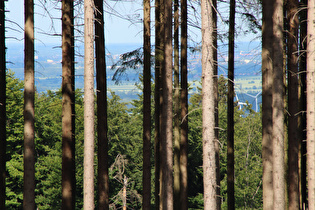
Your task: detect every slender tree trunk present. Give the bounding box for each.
[272,0,285,209]
[62,0,76,209]
[201,0,219,208]
[227,0,235,208]
[95,0,109,209]
[23,0,35,209]
[287,0,300,208]
[180,0,188,206]
[262,0,274,208]
[307,0,315,209]
[0,1,6,209]
[161,0,173,208]
[154,0,164,207]
[299,0,307,208]
[142,0,151,207]
[84,0,95,209]
[173,0,180,208]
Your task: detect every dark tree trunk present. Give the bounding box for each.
[95,0,109,209]
[142,0,151,207]
[0,1,6,209]
[227,0,235,208]
[180,0,188,207]
[173,0,180,208]
[154,0,164,208]
[299,0,307,208]
[23,0,35,209]
[61,0,76,209]
[287,0,300,208]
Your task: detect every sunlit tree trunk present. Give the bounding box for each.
[201,0,219,208]
[142,0,151,207]
[272,0,285,208]
[62,0,76,209]
[0,1,6,209]
[84,0,95,209]
[307,0,315,209]
[23,0,35,209]
[95,0,109,209]
[287,0,300,208]
[227,0,235,208]
[262,0,274,208]
[173,0,180,207]
[180,0,188,206]
[161,0,173,207]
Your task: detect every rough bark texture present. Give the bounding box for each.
[180,0,188,206]
[201,0,219,208]
[173,0,180,208]
[95,0,109,208]
[161,0,173,208]
[287,0,300,208]
[0,1,6,209]
[307,0,315,209]
[23,0,35,209]
[62,0,76,209]
[84,0,95,209]
[262,0,274,208]
[142,0,151,207]
[227,0,235,208]
[272,0,285,209]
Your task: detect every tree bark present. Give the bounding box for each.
[95,0,109,209]
[201,0,219,208]
[227,0,235,208]
[84,0,95,209]
[262,0,274,208]
[173,0,180,208]
[287,0,300,208]
[62,0,76,209]
[154,0,164,207]
[307,0,315,209]
[299,0,307,208]
[142,0,151,207]
[0,1,6,209]
[272,0,285,209]
[180,0,188,206]
[23,0,35,209]
[161,0,173,208]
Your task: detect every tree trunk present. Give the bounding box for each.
[23,0,35,209]
[173,0,180,208]
[227,0,235,208]
[307,0,315,209]
[161,0,173,207]
[201,0,219,208]
[272,0,285,209]
[299,0,307,208]
[62,0,76,209]
[154,0,164,207]
[95,0,109,209]
[262,0,274,208]
[180,0,188,206]
[84,0,95,209]
[0,1,6,209]
[287,0,300,208]
[142,0,151,207]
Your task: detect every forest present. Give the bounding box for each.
[0,0,315,209]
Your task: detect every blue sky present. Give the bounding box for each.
[5,0,145,44]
